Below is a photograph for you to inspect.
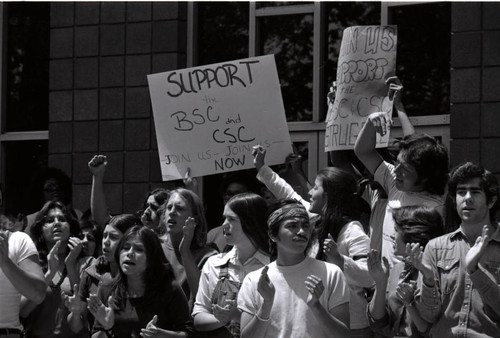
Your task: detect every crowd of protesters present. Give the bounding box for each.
[1,80,499,338]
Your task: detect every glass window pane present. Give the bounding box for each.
[391,3,450,116]
[197,3,249,66]
[325,2,381,90]
[3,140,48,217]
[260,14,314,122]
[5,2,50,132]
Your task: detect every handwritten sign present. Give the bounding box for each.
[325,26,398,151]
[148,55,293,181]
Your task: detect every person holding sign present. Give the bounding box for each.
[193,193,270,337]
[237,200,350,338]
[354,101,448,268]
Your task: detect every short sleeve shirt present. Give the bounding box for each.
[238,257,349,338]
[0,231,39,329]
[374,161,445,266]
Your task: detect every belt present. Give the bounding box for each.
[0,328,20,335]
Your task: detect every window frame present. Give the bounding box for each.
[0,3,49,210]
[382,1,450,149]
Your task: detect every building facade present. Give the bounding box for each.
[0,2,498,220]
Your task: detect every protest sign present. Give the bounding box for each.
[325,25,398,151]
[148,55,293,181]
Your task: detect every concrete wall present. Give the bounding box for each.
[48,2,187,213]
[450,2,500,176]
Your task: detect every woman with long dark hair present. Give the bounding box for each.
[22,201,84,337]
[193,193,270,337]
[87,226,193,338]
[66,214,140,335]
[310,167,374,337]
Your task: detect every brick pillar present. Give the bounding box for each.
[48,2,187,213]
[450,2,500,177]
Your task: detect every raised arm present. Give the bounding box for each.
[386,76,415,137]
[287,148,312,194]
[88,155,112,228]
[252,145,310,210]
[353,112,389,175]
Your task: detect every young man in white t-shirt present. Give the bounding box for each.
[237,200,350,338]
[354,112,448,267]
[0,216,46,336]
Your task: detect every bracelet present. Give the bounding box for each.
[255,313,270,322]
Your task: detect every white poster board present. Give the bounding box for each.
[325,26,398,151]
[148,55,293,181]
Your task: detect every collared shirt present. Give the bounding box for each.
[192,247,270,317]
[416,225,500,337]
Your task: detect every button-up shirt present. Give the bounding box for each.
[416,225,500,337]
[192,247,270,317]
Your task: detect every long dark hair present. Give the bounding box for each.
[225,193,269,254]
[112,226,176,308]
[95,214,141,275]
[316,167,361,243]
[31,200,80,270]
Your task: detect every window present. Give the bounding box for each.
[0,2,50,217]
[382,2,450,148]
[390,2,451,117]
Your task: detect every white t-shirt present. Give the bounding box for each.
[374,161,445,267]
[238,257,350,338]
[0,231,39,329]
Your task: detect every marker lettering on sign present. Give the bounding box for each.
[170,106,220,132]
[212,126,256,144]
[166,60,260,98]
[214,155,246,171]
